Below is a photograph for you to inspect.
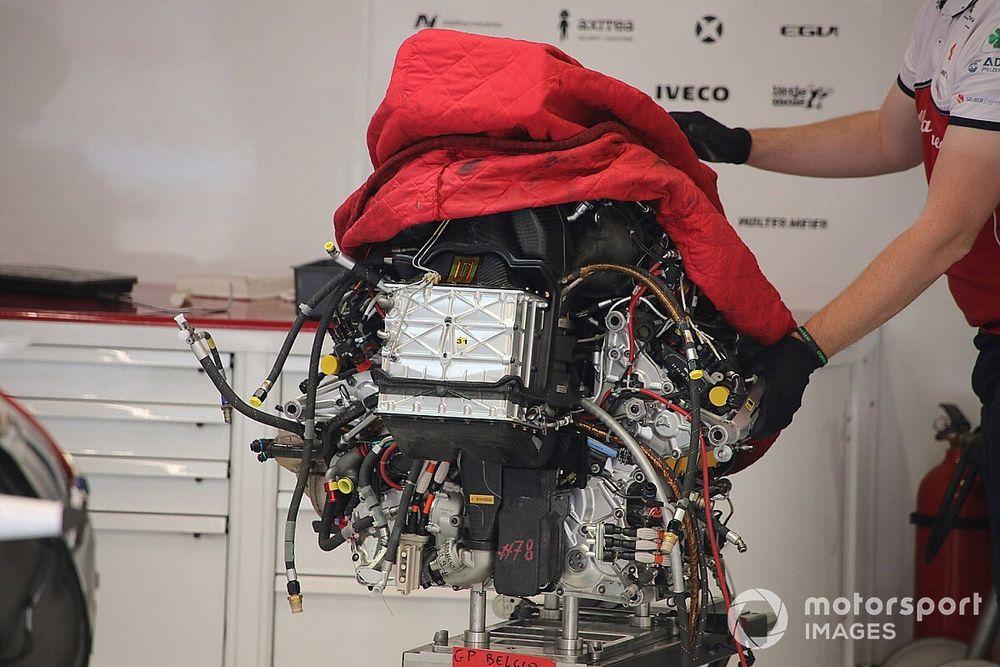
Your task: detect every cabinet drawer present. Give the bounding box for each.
[19,398,230,461]
[274,489,356,577]
[76,456,229,516]
[0,345,228,405]
[90,513,226,667]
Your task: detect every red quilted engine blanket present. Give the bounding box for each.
[333,29,796,468]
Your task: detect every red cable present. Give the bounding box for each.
[700,433,749,667]
[379,442,404,491]
[636,388,690,418]
[626,262,662,364]
[636,388,748,666]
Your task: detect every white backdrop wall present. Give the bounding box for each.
[0,0,985,663]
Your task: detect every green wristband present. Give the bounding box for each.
[796,325,828,367]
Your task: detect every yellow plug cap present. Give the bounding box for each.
[709,385,731,408]
[249,396,262,408]
[287,594,303,614]
[336,477,354,494]
[324,241,335,252]
[688,369,704,380]
[320,354,341,376]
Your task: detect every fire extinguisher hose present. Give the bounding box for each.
[918,433,985,563]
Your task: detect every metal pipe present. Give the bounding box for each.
[631,602,652,629]
[465,583,490,648]
[540,592,561,620]
[581,398,672,536]
[557,595,582,655]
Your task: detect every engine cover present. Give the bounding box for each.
[375,283,553,463]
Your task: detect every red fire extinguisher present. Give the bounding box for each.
[911,403,992,642]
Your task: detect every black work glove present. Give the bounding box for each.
[749,334,826,439]
[670,111,752,164]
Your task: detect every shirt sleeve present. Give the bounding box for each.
[899,0,938,96]
[951,19,1000,130]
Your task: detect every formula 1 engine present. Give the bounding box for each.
[178,200,764,665]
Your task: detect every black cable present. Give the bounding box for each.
[196,356,303,434]
[284,288,341,599]
[253,277,352,405]
[317,492,353,552]
[384,460,424,568]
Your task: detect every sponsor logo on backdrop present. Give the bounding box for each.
[738,216,829,230]
[559,9,634,42]
[969,56,1000,73]
[772,84,832,110]
[655,85,730,102]
[414,14,437,29]
[695,15,723,44]
[414,13,502,31]
[780,25,839,37]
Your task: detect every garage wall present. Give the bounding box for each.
[0,0,985,662]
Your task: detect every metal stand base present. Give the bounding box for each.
[403,605,763,666]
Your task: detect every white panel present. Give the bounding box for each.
[0,356,224,405]
[76,455,229,515]
[18,398,231,460]
[90,511,227,535]
[726,365,853,667]
[271,576,500,667]
[89,527,227,667]
[0,1,368,284]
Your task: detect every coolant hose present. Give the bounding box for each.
[283,291,340,608]
[253,279,352,405]
[195,356,304,434]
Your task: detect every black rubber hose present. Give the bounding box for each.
[384,460,424,567]
[317,491,352,551]
[284,290,341,591]
[318,401,369,463]
[260,276,351,394]
[681,382,703,499]
[196,356,304,434]
[358,445,382,491]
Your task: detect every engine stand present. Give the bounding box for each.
[402,599,764,666]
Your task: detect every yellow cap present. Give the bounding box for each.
[323,241,335,252]
[287,594,303,614]
[249,396,262,408]
[689,369,704,380]
[709,385,731,408]
[336,477,354,494]
[320,354,340,376]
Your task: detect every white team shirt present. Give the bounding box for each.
[899,0,1000,129]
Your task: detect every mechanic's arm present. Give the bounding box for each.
[672,83,922,177]
[750,125,1000,437]
[748,84,922,177]
[803,125,1000,356]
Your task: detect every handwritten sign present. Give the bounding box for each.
[452,647,555,667]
